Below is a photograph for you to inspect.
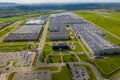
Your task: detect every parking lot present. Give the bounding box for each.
[12,70,51,80]
[0,52,34,67]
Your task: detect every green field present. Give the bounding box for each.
[40,44,52,62]
[105,33,120,45]
[47,55,61,63]
[35,66,58,71]
[72,42,84,52]
[106,12,120,19]
[63,55,78,62]
[0,42,37,52]
[8,72,17,80]
[78,54,92,63]
[0,27,14,38]
[74,11,120,45]
[93,56,120,78]
[0,13,46,22]
[52,66,72,80]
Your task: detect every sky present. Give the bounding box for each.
[0,0,120,4]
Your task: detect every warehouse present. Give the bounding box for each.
[4,25,43,41]
[49,12,87,40]
[4,15,48,42]
[26,15,48,25]
[70,23,119,57]
[49,12,119,56]
[49,24,69,40]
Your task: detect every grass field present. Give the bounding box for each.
[47,55,61,63]
[74,11,120,45]
[105,12,120,19]
[0,42,37,52]
[8,72,17,80]
[0,13,44,22]
[0,26,14,38]
[105,33,120,45]
[78,54,92,63]
[63,54,78,62]
[52,66,72,80]
[35,66,58,71]
[72,42,84,52]
[93,56,120,77]
[40,44,52,62]
[77,53,120,78]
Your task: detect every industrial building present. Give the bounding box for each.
[70,23,119,57]
[50,12,119,57]
[4,25,43,41]
[49,24,69,40]
[49,12,86,40]
[52,42,70,50]
[26,15,48,25]
[4,15,48,42]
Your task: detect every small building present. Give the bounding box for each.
[52,42,70,50]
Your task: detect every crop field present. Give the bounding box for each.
[74,11,120,45]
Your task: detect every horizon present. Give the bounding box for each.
[0,0,120,4]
